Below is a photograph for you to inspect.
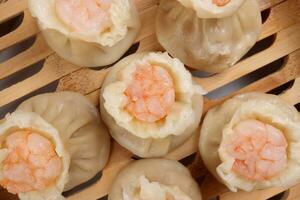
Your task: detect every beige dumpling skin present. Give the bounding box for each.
[0,111,70,200]
[28,0,141,67]
[199,92,300,192]
[177,0,245,18]
[109,159,202,200]
[156,0,262,73]
[16,91,111,191]
[100,52,205,158]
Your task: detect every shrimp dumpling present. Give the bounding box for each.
[199,93,300,192]
[28,0,141,67]
[15,91,110,192]
[0,111,69,200]
[156,0,262,72]
[109,159,202,200]
[178,0,244,18]
[100,52,205,158]
[0,92,110,199]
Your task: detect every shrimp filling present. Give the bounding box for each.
[227,120,288,181]
[124,64,175,123]
[0,130,62,194]
[212,0,230,6]
[55,0,112,32]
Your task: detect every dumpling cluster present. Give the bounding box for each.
[199,93,300,192]
[6,0,298,199]
[100,52,206,158]
[156,0,262,72]
[0,92,110,199]
[28,0,141,67]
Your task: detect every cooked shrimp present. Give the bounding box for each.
[55,0,111,32]
[212,0,230,7]
[0,130,62,194]
[124,63,175,123]
[226,120,288,181]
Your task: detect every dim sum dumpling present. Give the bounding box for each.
[28,0,141,67]
[156,0,262,72]
[0,111,69,200]
[177,0,245,18]
[199,93,300,192]
[100,52,205,158]
[16,91,110,191]
[109,159,202,200]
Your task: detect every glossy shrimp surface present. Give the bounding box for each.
[55,0,111,32]
[212,0,230,6]
[124,63,175,123]
[0,130,62,194]
[226,120,288,181]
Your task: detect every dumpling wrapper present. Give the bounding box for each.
[177,0,245,18]
[109,159,202,200]
[122,175,192,200]
[0,111,70,200]
[28,0,141,67]
[200,92,300,192]
[156,0,262,73]
[100,52,205,157]
[16,91,110,191]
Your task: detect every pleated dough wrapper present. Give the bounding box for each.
[0,111,70,200]
[156,0,262,72]
[177,0,244,18]
[28,0,141,67]
[109,159,202,200]
[199,92,300,192]
[16,91,110,191]
[100,52,205,158]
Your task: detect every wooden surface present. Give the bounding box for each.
[0,0,300,199]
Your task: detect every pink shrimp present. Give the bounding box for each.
[55,0,111,32]
[212,0,230,7]
[124,63,175,123]
[225,120,288,181]
[0,130,62,194]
